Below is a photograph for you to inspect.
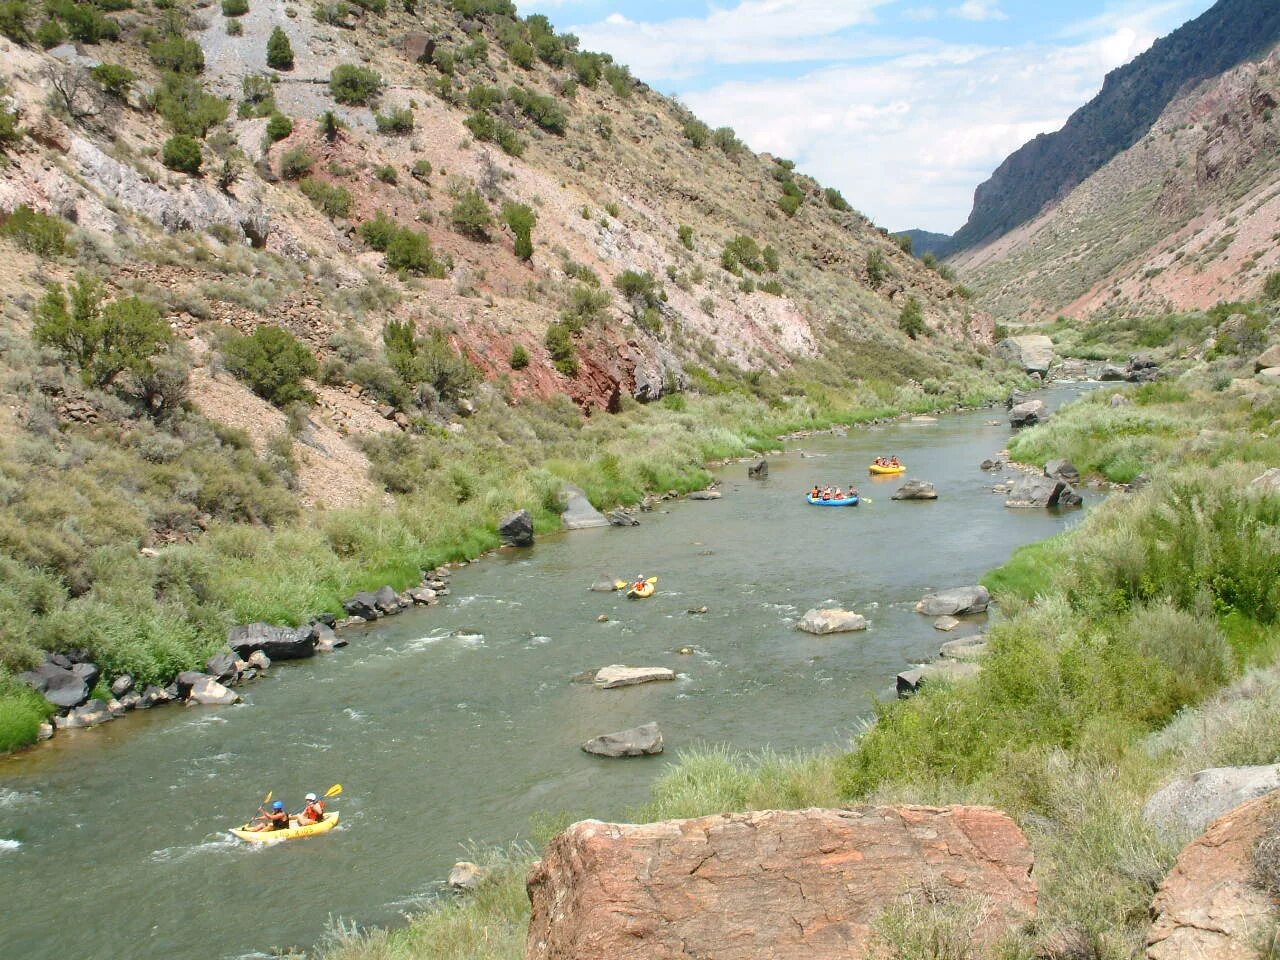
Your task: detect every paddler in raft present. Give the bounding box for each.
[296,791,326,826]
[246,799,290,832]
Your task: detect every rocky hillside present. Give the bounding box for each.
[938,0,1280,258]
[955,46,1280,322]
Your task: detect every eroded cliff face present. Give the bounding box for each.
[955,47,1280,321]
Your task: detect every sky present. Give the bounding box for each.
[514,0,1218,232]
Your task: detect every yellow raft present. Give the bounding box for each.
[626,577,657,599]
[868,463,906,475]
[231,812,340,843]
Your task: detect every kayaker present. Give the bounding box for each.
[810,485,820,499]
[296,792,326,826]
[248,800,290,832]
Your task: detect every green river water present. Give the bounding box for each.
[0,385,1094,960]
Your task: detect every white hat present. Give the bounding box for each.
[305,792,317,801]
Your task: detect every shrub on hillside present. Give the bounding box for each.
[1263,271,1280,301]
[383,320,476,401]
[50,0,119,43]
[0,205,70,256]
[279,146,313,179]
[329,64,382,105]
[162,134,202,173]
[265,112,292,142]
[266,26,294,69]
[508,85,566,134]
[221,0,248,15]
[375,107,413,135]
[0,0,32,44]
[237,74,275,118]
[544,321,577,376]
[463,110,524,157]
[385,229,446,277]
[299,177,351,218]
[501,201,536,261]
[222,325,318,406]
[866,249,887,288]
[824,187,852,212]
[451,189,492,240]
[149,36,205,74]
[0,101,20,151]
[677,224,694,250]
[374,164,397,184]
[721,235,764,275]
[153,74,229,137]
[682,118,710,148]
[319,110,343,142]
[510,343,529,369]
[34,273,173,388]
[712,126,742,156]
[898,296,925,339]
[90,63,136,99]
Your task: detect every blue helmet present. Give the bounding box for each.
[272,800,285,810]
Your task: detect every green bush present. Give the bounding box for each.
[329,64,382,105]
[898,297,924,339]
[237,74,276,118]
[50,0,119,42]
[507,39,534,69]
[150,36,205,74]
[319,109,342,142]
[162,133,203,173]
[265,111,292,142]
[34,273,173,388]
[386,229,446,277]
[383,321,476,400]
[451,189,492,240]
[560,284,610,330]
[678,224,694,250]
[221,0,248,15]
[778,193,802,217]
[721,235,763,274]
[866,249,887,287]
[682,117,709,148]
[410,159,431,181]
[154,74,229,137]
[467,84,503,112]
[464,110,524,157]
[824,187,852,212]
[299,177,351,218]
[374,164,397,184]
[279,145,313,179]
[1263,271,1280,301]
[0,675,54,754]
[0,102,19,151]
[0,205,70,256]
[358,211,398,251]
[510,343,529,369]
[266,26,294,69]
[35,17,64,48]
[222,325,318,406]
[604,63,631,98]
[712,126,742,155]
[508,85,566,134]
[501,201,536,261]
[90,63,136,99]
[544,321,577,376]
[375,107,413,134]
[225,18,242,35]
[0,0,32,44]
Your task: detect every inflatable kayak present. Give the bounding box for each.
[627,578,657,599]
[868,464,906,475]
[806,495,858,506]
[231,812,339,843]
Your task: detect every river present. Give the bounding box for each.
[0,384,1094,960]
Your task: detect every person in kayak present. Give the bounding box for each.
[248,800,290,832]
[296,792,326,826]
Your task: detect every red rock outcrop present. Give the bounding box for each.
[1146,790,1278,959]
[526,806,1036,960]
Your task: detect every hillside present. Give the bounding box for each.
[955,46,1280,322]
[0,0,1009,750]
[939,0,1280,258]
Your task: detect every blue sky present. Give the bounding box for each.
[515,0,1217,232]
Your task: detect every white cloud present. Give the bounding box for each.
[948,0,1007,21]
[680,23,1167,230]
[903,6,939,21]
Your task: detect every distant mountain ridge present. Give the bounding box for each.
[938,0,1280,258]
[897,229,951,258]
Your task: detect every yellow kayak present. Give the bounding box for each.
[868,463,906,475]
[231,812,339,843]
[627,578,657,599]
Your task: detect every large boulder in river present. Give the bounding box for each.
[996,334,1054,375]
[525,806,1037,960]
[915,585,989,617]
[227,622,318,661]
[499,509,535,547]
[343,591,380,620]
[19,662,90,709]
[373,585,402,615]
[1005,475,1082,509]
[1143,765,1280,836]
[1043,459,1080,483]
[797,608,868,635]
[1145,791,1278,959]
[205,652,239,682]
[582,722,663,758]
[1009,399,1048,428]
[892,479,937,500]
[54,698,112,729]
[747,458,768,479]
[593,665,675,689]
[560,484,609,530]
[188,675,240,706]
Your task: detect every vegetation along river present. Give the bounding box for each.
[0,384,1095,960]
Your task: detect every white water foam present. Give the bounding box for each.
[0,838,21,852]
[403,629,451,652]
[0,788,40,808]
[451,631,485,646]
[342,708,367,722]
[149,835,243,864]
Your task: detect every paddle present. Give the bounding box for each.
[323,783,343,799]
[247,790,273,828]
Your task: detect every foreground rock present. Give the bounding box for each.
[228,623,317,661]
[605,508,638,526]
[915,585,989,617]
[1009,399,1048,428]
[933,616,960,631]
[560,485,609,530]
[188,676,240,706]
[892,479,938,500]
[1143,765,1280,836]
[747,458,768,479]
[686,489,722,500]
[526,806,1036,960]
[1146,792,1278,959]
[582,723,663,757]
[592,665,675,689]
[1250,467,1280,493]
[19,662,89,709]
[1256,343,1280,372]
[996,334,1055,375]
[897,660,982,696]
[54,699,112,729]
[499,509,535,547]
[797,608,869,635]
[448,861,486,891]
[1043,458,1080,483]
[1005,475,1083,509]
[939,635,989,660]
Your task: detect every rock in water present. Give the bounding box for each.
[915,586,990,617]
[747,459,768,479]
[205,652,239,682]
[1146,792,1278,959]
[686,490,722,500]
[1009,399,1048,427]
[448,861,485,891]
[373,585,402,615]
[55,699,112,729]
[343,591,381,620]
[228,622,318,661]
[561,484,610,530]
[1043,459,1080,483]
[892,479,938,500]
[797,608,869,635]
[525,806,1037,960]
[933,616,960,631]
[499,509,535,547]
[188,676,240,706]
[996,334,1055,375]
[1142,765,1280,836]
[582,723,663,757]
[589,577,620,592]
[1004,475,1082,509]
[940,635,989,660]
[593,665,676,689]
[606,508,639,527]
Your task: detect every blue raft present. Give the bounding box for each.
[806,494,859,507]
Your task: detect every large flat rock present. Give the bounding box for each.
[581,723,663,758]
[797,608,869,634]
[1143,764,1280,836]
[526,806,1036,960]
[592,665,675,689]
[561,484,610,530]
[997,335,1055,375]
[915,585,989,617]
[1146,791,1278,959]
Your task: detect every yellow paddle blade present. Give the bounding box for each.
[613,580,627,590]
[324,783,343,798]
[263,791,273,805]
